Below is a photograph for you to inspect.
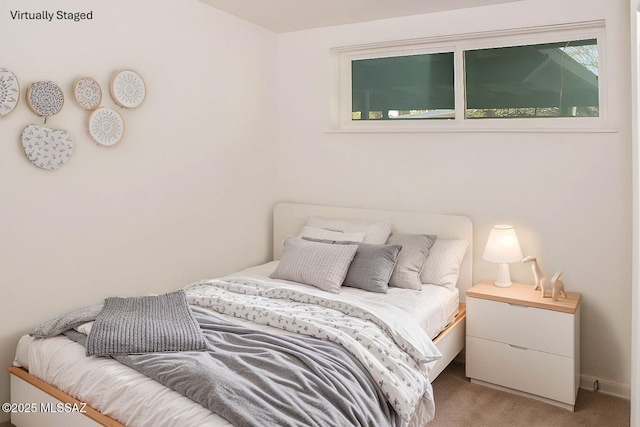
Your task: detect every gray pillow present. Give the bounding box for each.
[270,236,358,293]
[29,304,103,338]
[343,243,402,293]
[387,234,437,290]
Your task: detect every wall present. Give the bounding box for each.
[630,1,639,423]
[0,0,277,420]
[275,0,633,392]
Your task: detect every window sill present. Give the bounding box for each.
[325,126,619,134]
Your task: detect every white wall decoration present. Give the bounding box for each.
[73,77,102,110]
[27,81,64,116]
[0,68,20,117]
[21,124,73,170]
[110,70,145,108]
[22,80,72,169]
[89,107,124,146]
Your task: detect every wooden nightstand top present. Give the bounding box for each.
[465,280,581,314]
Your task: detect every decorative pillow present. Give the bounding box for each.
[420,239,469,289]
[386,234,437,290]
[297,225,365,243]
[306,216,392,244]
[343,243,402,293]
[75,321,94,335]
[270,237,358,293]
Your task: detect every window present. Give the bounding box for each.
[351,52,455,120]
[465,39,598,119]
[332,21,605,131]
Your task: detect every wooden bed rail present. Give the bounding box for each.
[7,366,125,427]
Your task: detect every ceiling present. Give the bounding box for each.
[199,0,522,33]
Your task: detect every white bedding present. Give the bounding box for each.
[14,262,459,427]
[226,262,460,340]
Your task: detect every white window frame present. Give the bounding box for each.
[329,20,607,133]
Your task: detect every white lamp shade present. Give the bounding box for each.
[483,225,523,263]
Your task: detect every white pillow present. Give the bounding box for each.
[270,237,358,293]
[74,321,94,335]
[297,226,365,243]
[306,216,392,244]
[420,239,469,289]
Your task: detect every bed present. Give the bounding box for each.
[8,202,472,427]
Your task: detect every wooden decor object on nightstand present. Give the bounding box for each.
[465,280,581,411]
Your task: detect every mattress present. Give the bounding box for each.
[14,262,459,427]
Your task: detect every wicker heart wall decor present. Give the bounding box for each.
[21,124,74,170]
[0,68,20,117]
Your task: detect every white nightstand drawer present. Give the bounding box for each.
[466,336,576,405]
[467,297,575,357]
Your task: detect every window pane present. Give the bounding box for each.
[465,39,598,119]
[352,52,455,120]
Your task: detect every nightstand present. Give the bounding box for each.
[465,280,581,411]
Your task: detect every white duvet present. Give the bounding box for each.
[14,262,459,427]
[226,262,460,341]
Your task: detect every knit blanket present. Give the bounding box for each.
[85,290,207,356]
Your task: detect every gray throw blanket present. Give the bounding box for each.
[86,290,208,356]
[65,307,395,427]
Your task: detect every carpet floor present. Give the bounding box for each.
[430,361,630,426]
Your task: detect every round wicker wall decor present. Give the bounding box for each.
[89,107,124,146]
[0,68,20,117]
[73,77,102,110]
[110,70,145,108]
[27,81,64,116]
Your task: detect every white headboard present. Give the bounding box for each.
[273,202,473,295]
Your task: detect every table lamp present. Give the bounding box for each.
[483,224,523,287]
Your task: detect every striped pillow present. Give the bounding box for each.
[270,237,358,293]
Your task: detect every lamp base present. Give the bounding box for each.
[494,281,513,288]
[494,263,513,288]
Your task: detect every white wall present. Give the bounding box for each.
[630,0,639,423]
[275,0,633,392]
[0,0,277,420]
